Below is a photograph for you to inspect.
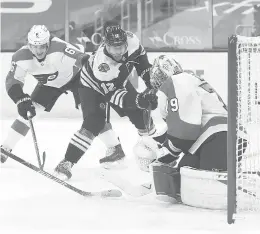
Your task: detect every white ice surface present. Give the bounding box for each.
[1,118,260,234]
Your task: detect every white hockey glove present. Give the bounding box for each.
[133,136,178,172]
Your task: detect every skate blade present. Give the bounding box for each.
[156,195,178,204]
[101,159,128,170]
[53,171,70,181]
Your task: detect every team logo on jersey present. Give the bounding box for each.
[98,63,110,73]
[33,71,59,84]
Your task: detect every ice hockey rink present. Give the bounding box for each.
[1,115,260,234]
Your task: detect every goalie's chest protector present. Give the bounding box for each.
[159,75,202,142]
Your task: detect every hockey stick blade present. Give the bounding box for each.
[1,148,122,198]
[98,170,153,197]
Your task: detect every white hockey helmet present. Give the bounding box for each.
[150,55,183,89]
[27,25,50,46]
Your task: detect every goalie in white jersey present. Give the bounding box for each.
[134,55,247,202]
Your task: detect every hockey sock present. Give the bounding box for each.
[2,118,30,150]
[65,128,95,164]
[98,123,120,147]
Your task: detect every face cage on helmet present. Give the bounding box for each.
[150,67,169,90]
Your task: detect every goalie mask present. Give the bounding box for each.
[150,55,183,89]
[27,25,50,60]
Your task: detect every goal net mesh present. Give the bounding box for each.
[236,35,260,212]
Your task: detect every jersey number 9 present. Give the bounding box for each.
[166,97,179,112]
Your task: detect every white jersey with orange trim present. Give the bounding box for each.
[157,71,227,153]
[80,31,151,108]
[6,37,86,93]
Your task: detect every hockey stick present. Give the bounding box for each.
[98,169,153,197]
[1,148,122,198]
[143,105,152,135]
[143,88,158,135]
[27,112,46,170]
[106,102,111,123]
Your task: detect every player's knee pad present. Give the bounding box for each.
[150,159,180,203]
[82,114,106,136]
[180,166,227,210]
[133,137,159,172]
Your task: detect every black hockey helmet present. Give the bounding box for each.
[103,21,127,47]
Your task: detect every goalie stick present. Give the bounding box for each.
[1,148,122,198]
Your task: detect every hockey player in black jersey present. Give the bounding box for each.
[54,21,158,180]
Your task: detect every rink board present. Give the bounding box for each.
[0,52,227,119]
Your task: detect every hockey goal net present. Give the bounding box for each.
[228,35,260,224]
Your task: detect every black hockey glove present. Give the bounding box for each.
[16,94,36,120]
[135,89,158,110]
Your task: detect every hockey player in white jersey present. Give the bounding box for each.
[54,21,158,180]
[0,25,124,165]
[134,55,246,201]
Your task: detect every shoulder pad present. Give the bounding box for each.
[47,37,66,54]
[94,45,112,65]
[12,46,33,62]
[126,31,140,54]
[126,31,139,43]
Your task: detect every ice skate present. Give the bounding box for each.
[99,144,127,170]
[54,159,73,180]
[1,145,11,163]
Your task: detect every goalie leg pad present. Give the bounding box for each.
[150,160,180,203]
[133,137,158,172]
